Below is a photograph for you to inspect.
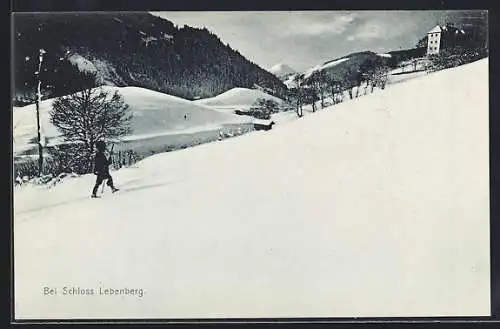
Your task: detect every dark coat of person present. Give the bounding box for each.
[91,141,118,197]
[94,151,111,176]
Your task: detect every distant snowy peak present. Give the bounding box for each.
[269,63,297,79]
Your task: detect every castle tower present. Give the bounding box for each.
[427,25,443,56]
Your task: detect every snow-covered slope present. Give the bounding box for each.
[285,51,392,89]
[377,53,392,58]
[284,57,351,88]
[194,87,285,110]
[14,59,490,319]
[283,74,298,89]
[13,86,249,154]
[269,63,297,79]
[303,57,350,79]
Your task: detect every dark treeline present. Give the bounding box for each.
[12,12,287,105]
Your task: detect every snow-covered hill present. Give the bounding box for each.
[303,57,350,79]
[14,59,489,319]
[285,51,393,89]
[13,86,250,155]
[269,63,297,79]
[284,57,353,88]
[194,87,285,112]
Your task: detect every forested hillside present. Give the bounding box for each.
[12,12,287,105]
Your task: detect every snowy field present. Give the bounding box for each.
[13,86,250,156]
[194,87,285,113]
[388,71,429,85]
[14,59,490,319]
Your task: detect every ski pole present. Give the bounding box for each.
[110,143,115,169]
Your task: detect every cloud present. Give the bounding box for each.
[156,11,357,38]
[152,11,362,69]
[340,13,355,22]
[281,12,358,36]
[282,20,350,36]
[347,22,384,41]
[347,13,419,42]
[150,11,482,72]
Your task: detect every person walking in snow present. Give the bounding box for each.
[91,140,119,198]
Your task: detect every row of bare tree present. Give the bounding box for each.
[287,63,390,117]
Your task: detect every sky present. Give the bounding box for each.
[152,10,487,72]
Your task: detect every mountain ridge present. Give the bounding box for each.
[13,12,288,105]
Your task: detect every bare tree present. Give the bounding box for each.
[293,73,305,117]
[374,65,389,90]
[306,86,318,112]
[342,68,356,100]
[249,98,280,119]
[354,70,363,98]
[308,70,328,110]
[326,77,342,105]
[335,83,344,104]
[304,73,317,112]
[317,70,328,108]
[303,76,319,113]
[363,68,376,94]
[347,87,353,100]
[50,77,132,173]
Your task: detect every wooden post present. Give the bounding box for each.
[35,95,42,176]
[35,49,46,176]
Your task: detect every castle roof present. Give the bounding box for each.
[427,25,444,34]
